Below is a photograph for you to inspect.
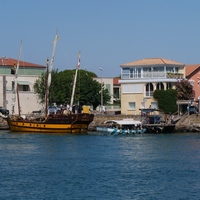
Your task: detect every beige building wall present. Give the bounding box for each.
[120,82,176,115]
[119,58,185,115]
[0,75,42,114]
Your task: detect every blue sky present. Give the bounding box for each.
[1,0,200,77]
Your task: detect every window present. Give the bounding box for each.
[12,81,30,91]
[130,68,133,78]
[166,67,174,73]
[137,68,141,78]
[166,67,178,73]
[122,84,143,93]
[156,82,164,90]
[22,85,30,91]
[134,68,141,78]
[121,68,130,79]
[122,67,142,79]
[146,83,154,97]
[122,68,129,73]
[167,82,172,89]
[143,67,153,78]
[129,102,136,110]
[154,67,164,72]
[143,67,152,72]
[113,88,120,98]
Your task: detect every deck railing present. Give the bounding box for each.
[121,72,184,79]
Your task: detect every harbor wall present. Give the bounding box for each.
[89,114,200,132]
[1,113,200,133]
[174,114,200,132]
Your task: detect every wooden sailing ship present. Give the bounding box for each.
[5,32,94,134]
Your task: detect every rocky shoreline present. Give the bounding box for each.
[0,117,9,130]
[88,114,200,133]
[1,114,200,133]
[173,114,200,133]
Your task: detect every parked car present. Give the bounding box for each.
[0,107,9,116]
[189,106,199,115]
[48,106,61,114]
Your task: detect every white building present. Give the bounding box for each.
[0,57,46,114]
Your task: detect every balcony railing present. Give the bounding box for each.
[166,73,184,79]
[145,91,154,97]
[143,72,165,78]
[121,72,184,79]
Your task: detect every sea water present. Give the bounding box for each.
[0,130,200,200]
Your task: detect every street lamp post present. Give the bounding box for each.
[99,68,103,112]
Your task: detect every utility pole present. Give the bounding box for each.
[99,67,103,112]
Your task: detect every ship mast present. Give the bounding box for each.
[48,31,59,89]
[12,40,22,115]
[45,31,59,116]
[70,51,80,109]
[45,58,49,117]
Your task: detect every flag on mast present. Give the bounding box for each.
[77,51,81,68]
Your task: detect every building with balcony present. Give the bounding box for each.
[0,57,46,114]
[119,58,185,115]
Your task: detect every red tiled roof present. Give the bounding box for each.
[120,58,184,67]
[0,57,46,68]
[185,64,200,76]
[113,77,120,85]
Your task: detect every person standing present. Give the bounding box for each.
[102,105,106,114]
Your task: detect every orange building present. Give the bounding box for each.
[185,64,200,101]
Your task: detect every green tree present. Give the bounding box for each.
[33,69,111,110]
[50,69,74,104]
[33,72,46,104]
[33,69,59,104]
[68,69,110,110]
[153,89,178,114]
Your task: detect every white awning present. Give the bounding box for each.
[17,81,31,85]
[104,119,142,125]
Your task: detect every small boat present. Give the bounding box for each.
[96,118,146,135]
[5,32,94,134]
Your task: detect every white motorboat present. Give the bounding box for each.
[96,118,146,135]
